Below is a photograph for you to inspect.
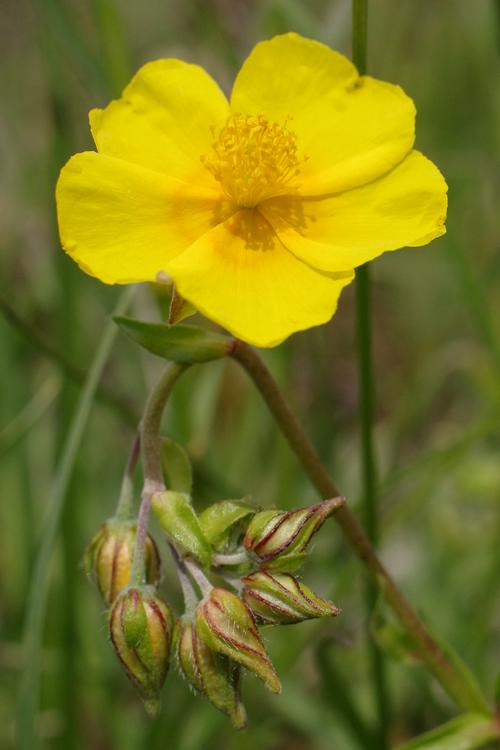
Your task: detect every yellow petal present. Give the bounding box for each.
[56,151,233,284]
[90,59,229,188]
[231,33,415,195]
[165,209,354,347]
[259,151,448,273]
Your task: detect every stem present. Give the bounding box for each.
[183,559,214,597]
[115,432,140,519]
[169,545,200,616]
[230,340,490,715]
[17,287,134,750]
[213,551,250,567]
[351,3,390,744]
[130,363,189,584]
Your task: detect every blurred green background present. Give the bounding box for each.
[1,1,500,748]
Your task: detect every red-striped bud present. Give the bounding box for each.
[243,497,344,571]
[242,570,340,625]
[109,586,174,715]
[84,519,160,606]
[195,588,281,694]
[176,619,247,729]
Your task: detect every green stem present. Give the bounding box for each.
[16,287,134,750]
[130,363,189,585]
[352,2,390,745]
[230,340,490,715]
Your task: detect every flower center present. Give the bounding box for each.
[202,114,302,208]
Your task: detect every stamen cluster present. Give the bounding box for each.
[202,113,302,208]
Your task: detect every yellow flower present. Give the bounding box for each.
[56,33,447,347]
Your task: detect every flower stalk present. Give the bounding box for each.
[130,363,189,585]
[230,339,490,715]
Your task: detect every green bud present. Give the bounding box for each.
[151,491,212,568]
[109,586,174,715]
[196,588,281,694]
[176,620,247,729]
[84,519,160,606]
[243,497,344,570]
[199,498,255,551]
[242,570,340,625]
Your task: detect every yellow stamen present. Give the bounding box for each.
[202,113,302,208]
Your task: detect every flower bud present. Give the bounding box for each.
[151,491,212,568]
[196,588,281,694]
[242,570,340,625]
[176,619,247,729]
[109,586,174,715]
[84,519,160,606]
[243,497,344,570]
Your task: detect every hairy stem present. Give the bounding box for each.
[230,340,489,714]
[130,363,189,584]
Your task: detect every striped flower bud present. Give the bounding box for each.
[109,586,174,715]
[242,570,340,625]
[195,588,281,694]
[243,497,344,571]
[176,619,247,729]
[84,519,160,606]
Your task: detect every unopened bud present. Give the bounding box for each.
[84,519,160,606]
[176,620,247,729]
[243,497,344,570]
[109,586,174,715]
[151,491,212,568]
[196,588,281,694]
[242,570,340,625]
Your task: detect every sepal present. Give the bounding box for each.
[109,586,174,715]
[242,570,340,625]
[195,588,281,694]
[84,519,160,606]
[176,619,247,729]
[243,497,344,569]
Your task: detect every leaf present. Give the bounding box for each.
[397,714,500,750]
[160,437,193,494]
[114,317,232,364]
[371,599,490,713]
[371,597,420,665]
[199,499,255,549]
[151,491,212,568]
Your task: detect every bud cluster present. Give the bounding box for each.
[84,487,344,727]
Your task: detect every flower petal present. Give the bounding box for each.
[230,33,415,195]
[56,151,233,284]
[90,59,230,187]
[165,209,354,347]
[259,151,448,274]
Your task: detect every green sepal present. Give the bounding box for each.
[199,499,255,550]
[175,619,247,729]
[151,491,212,568]
[242,570,339,625]
[160,437,193,494]
[114,316,232,363]
[396,714,500,750]
[196,588,281,694]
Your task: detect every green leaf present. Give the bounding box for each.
[114,317,231,363]
[160,437,193,494]
[371,597,420,665]
[397,714,500,750]
[199,499,255,549]
[151,491,212,568]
